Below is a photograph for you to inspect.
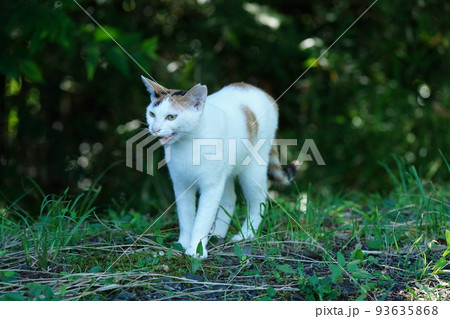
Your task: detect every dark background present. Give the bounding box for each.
[1,0,449,215]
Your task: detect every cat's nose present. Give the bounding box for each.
[152,124,161,135]
[152,128,161,136]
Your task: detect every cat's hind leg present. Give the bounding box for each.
[232,164,268,242]
[211,177,236,238]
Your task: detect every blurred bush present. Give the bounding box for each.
[1,0,449,214]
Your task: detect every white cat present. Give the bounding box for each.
[141,76,297,259]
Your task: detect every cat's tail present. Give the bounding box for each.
[267,145,300,186]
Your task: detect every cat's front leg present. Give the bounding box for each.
[185,181,225,259]
[173,181,197,250]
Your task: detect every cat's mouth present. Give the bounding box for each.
[158,133,177,145]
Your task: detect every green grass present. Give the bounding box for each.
[0,161,449,301]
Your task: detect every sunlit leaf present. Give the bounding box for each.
[94,26,120,42]
[303,57,319,68]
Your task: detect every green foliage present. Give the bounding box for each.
[0,283,65,301]
[0,166,448,300]
[1,187,96,269]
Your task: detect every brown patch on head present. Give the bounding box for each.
[229,82,253,89]
[241,105,258,141]
[154,89,190,110]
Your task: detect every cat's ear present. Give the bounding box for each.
[141,75,167,100]
[186,84,207,110]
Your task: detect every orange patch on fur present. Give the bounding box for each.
[241,105,258,141]
[229,82,253,89]
[142,77,191,110]
[269,146,278,157]
[268,163,282,171]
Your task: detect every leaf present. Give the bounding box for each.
[445,229,450,247]
[20,59,43,83]
[4,271,19,278]
[191,259,202,274]
[366,240,381,249]
[266,286,276,297]
[276,264,296,275]
[303,57,319,68]
[88,266,103,273]
[346,260,373,279]
[346,260,360,272]
[43,285,55,300]
[171,242,184,252]
[94,25,120,42]
[329,263,344,282]
[166,248,173,259]
[336,251,346,267]
[433,257,447,271]
[351,248,365,261]
[0,293,26,301]
[233,243,243,258]
[350,268,373,280]
[60,285,67,297]
[195,241,203,256]
[444,233,450,258]
[309,273,319,286]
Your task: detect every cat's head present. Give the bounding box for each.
[141,76,207,145]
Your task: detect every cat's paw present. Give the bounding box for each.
[230,234,244,242]
[177,236,190,250]
[185,246,208,260]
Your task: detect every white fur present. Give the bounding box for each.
[142,77,278,259]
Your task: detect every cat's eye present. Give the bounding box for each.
[149,111,155,118]
[166,114,177,121]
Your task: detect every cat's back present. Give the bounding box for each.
[207,82,278,117]
[205,82,278,140]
